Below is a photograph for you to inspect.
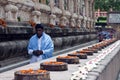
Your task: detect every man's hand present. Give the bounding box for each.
[38,50,43,55]
[33,50,39,56]
[33,50,43,56]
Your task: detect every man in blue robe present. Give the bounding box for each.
[28,24,54,63]
[101,30,111,39]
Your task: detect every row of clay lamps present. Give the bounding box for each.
[81,38,117,55]
[68,38,117,59]
[40,38,117,71]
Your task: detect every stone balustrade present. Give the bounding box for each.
[86,41,120,80]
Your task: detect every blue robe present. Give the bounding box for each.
[28,32,54,63]
[101,31,111,39]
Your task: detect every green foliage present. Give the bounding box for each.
[95,0,120,11]
[96,17,107,23]
[46,0,49,5]
[98,17,107,21]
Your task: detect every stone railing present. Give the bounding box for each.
[86,41,120,80]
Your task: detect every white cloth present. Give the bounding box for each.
[28,37,42,63]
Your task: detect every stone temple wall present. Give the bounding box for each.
[0,0,97,60]
[0,0,95,29]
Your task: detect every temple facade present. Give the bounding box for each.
[0,0,97,60]
[0,0,94,30]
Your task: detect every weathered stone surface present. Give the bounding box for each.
[0,40,28,60]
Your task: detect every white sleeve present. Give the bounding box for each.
[28,49,33,55]
[42,50,45,54]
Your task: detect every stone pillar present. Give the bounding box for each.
[59,0,65,27]
[77,0,79,15]
[70,18,75,27]
[5,2,18,21]
[74,0,78,13]
[84,0,87,16]
[89,2,92,18]
[70,13,78,28]
[60,0,71,27]
[66,18,69,27]
[82,0,85,16]
[88,1,91,18]
[83,16,87,28]
[84,20,86,28]
[59,0,64,10]
[69,0,74,14]
[77,0,80,15]
[86,0,89,17]
[76,0,81,28]
[5,10,12,21]
[67,0,71,11]
[0,6,4,18]
[77,16,83,28]
[32,11,41,23]
[87,20,89,29]
[77,19,81,28]
[92,1,95,19]
[49,14,56,26]
[49,0,55,13]
[91,19,95,31]
[60,16,67,27]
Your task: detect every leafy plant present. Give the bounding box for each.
[95,0,120,11]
